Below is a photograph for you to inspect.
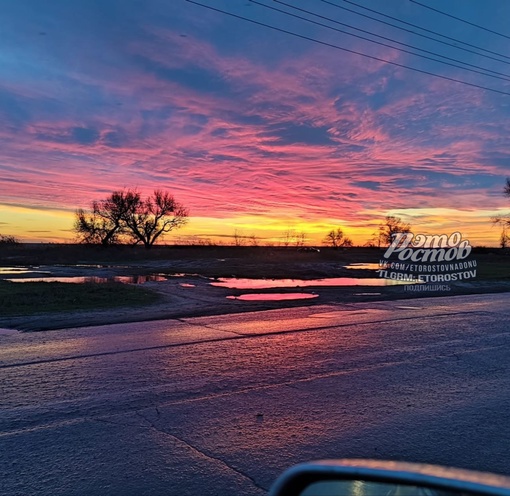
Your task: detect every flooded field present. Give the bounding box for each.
[6,275,168,284]
[1,245,509,332]
[0,267,38,274]
[227,293,319,301]
[1,262,415,292]
[211,276,413,289]
[344,263,381,270]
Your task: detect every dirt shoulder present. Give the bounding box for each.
[1,247,509,332]
[1,269,509,332]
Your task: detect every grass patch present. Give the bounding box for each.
[0,281,160,317]
[474,253,510,279]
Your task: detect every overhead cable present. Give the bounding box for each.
[320,0,510,63]
[184,0,510,96]
[410,0,510,40]
[260,0,510,82]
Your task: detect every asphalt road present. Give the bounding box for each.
[1,293,510,495]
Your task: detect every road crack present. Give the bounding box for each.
[135,410,267,493]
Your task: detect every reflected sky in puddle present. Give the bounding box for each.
[169,273,207,278]
[6,275,168,284]
[344,263,381,270]
[227,293,319,301]
[0,267,44,274]
[212,277,411,289]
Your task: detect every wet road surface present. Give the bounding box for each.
[1,293,510,495]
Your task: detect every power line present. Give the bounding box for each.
[340,0,510,60]
[262,0,510,82]
[410,0,510,41]
[184,0,510,96]
[320,0,510,64]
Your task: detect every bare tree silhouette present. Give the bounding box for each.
[492,178,510,245]
[74,189,188,248]
[379,216,411,246]
[123,190,188,249]
[281,229,295,247]
[323,228,353,248]
[75,190,139,246]
[233,229,245,246]
[500,226,509,249]
[0,234,20,245]
[504,177,510,197]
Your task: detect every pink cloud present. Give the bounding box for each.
[1,17,509,245]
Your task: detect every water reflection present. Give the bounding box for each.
[0,267,44,274]
[6,275,168,284]
[344,263,381,270]
[227,293,319,301]
[212,277,411,289]
[169,273,205,278]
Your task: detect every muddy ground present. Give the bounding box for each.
[1,245,509,331]
[0,245,510,330]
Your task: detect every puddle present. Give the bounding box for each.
[344,263,381,270]
[180,283,196,288]
[0,267,44,274]
[227,293,319,301]
[2,269,209,285]
[212,277,412,289]
[6,275,168,284]
[169,273,207,278]
[66,264,131,268]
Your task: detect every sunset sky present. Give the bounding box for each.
[1,0,509,246]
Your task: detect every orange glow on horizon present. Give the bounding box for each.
[2,204,506,247]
